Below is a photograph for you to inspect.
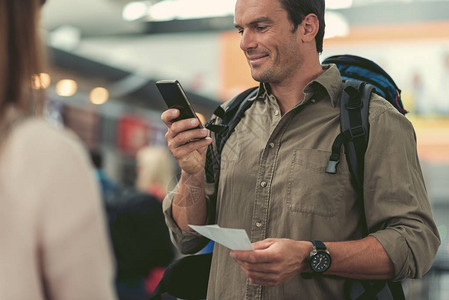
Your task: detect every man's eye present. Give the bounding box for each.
[237,29,243,35]
[257,26,267,31]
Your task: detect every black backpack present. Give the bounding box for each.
[153,55,407,300]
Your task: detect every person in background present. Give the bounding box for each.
[135,145,178,297]
[91,149,175,300]
[0,0,116,299]
[160,0,440,299]
[135,145,176,202]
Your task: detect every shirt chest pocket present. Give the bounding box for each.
[286,149,351,217]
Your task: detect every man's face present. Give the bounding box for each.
[234,0,303,84]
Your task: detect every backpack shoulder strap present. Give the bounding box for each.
[326,80,373,193]
[205,86,258,184]
[205,86,258,135]
[205,86,258,155]
[340,80,373,192]
[217,87,258,153]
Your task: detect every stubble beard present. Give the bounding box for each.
[250,56,280,83]
[251,66,273,83]
[249,50,292,84]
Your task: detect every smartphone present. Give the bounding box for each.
[156,79,204,129]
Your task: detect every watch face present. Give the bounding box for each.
[310,252,331,273]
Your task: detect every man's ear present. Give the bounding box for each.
[300,13,319,43]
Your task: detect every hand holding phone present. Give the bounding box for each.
[156,80,204,129]
[157,80,211,176]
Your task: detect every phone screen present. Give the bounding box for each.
[156,80,204,129]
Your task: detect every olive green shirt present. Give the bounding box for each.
[163,65,440,299]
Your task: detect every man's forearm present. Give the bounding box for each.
[325,236,394,280]
[172,170,207,231]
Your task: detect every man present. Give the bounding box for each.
[161,0,440,299]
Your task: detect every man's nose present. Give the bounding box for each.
[240,30,257,52]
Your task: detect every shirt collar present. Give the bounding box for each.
[305,64,342,107]
[250,64,343,107]
[250,82,270,101]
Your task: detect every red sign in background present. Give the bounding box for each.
[117,115,149,155]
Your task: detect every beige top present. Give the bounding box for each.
[0,119,116,300]
[163,65,440,299]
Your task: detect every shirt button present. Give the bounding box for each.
[274,110,279,116]
[256,221,263,228]
[269,142,275,148]
[260,181,267,187]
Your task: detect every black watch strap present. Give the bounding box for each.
[311,240,327,250]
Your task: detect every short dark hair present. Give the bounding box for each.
[278,0,325,53]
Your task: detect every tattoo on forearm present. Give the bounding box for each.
[173,183,203,208]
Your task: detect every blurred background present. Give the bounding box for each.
[39,0,448,299]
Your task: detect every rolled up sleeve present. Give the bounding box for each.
[364,99,441,280]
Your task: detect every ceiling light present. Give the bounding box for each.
[56,79,77,97]
[32,73,51,89]
[90,87,109,105]
[147,0,177,21]
[123,1,150,22]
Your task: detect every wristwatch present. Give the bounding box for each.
[308,240,331,273]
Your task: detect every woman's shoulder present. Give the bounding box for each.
[3,117,90,175]
[11,118,85,155]
[14,118,77,143]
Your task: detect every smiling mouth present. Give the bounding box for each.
[247,54,269,66]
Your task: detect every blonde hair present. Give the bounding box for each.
[135,146,176,194]
[0,0,46,135]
